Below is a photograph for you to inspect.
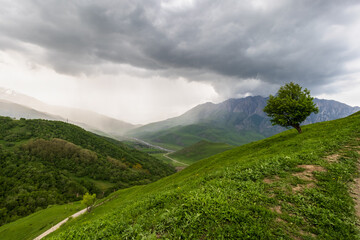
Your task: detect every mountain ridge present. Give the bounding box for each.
[0,88,137,136]
[128,96,360,148]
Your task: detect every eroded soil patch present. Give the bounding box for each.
[292,165,326,181]
[263,175,280,184]
[326,153,340,163]
[270,205,282,214]
[292,182,315,193]
[349,137,360,225]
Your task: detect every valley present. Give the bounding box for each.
[39,112,360,239]
[0,95,360,239]
[2,2,360,239]
[1,111,359,239]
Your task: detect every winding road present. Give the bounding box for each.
[163,152,189,166]
[129,137,189,167]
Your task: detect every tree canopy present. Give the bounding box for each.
[82,193,96,212]
[263,82,319,133]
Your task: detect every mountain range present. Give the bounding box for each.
[0,99,63,121]
[1,88,359,149]
[128,96,360,148]
[0,88,137,136]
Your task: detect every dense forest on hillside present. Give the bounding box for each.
[0,117,175,226]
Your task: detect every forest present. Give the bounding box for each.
[0,117,175,226]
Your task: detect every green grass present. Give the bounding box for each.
[0,202,84,240]
[168,140,235,165]
[139,123,265,149]
[42,112,360,239]
[70,176,116,193]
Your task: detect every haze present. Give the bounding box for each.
[1,0,360,124]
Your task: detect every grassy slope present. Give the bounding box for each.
[168,140,235,165]
[40,112,359,239]
[0,202,84,240]
[139,123,265,149]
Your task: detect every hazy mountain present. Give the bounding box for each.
[0,88,137,136]
[0,99,63,121]
[128,96,360,148]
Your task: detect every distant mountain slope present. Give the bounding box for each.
[0,100,63,121]
[128,96,360,148]
[0,88,137,136]
[138,123,264,149]
[0,116,175,226]
[168,140,235,165]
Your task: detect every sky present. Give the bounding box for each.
[0,0,360,124]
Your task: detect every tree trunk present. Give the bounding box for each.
[292,124,302,133]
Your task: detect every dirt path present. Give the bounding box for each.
[33,196,116,240]
[129,137,173,152]
[129,138,189,168]
[163,152,189,167]
[353,166,360,226]
[350,141,360,226]
[33,208,87,240]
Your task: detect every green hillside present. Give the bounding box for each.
[0,116,175,226]
[0,202,84,240]
[138,123,265,149]
[168,140,235,164]
[42,112,360,239]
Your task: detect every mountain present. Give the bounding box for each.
[168,140,235,165]
[0,116,175,226]
[23,111,360,239]
[0,99,63,121]
[128,96,360,148]
[0,88,137,136]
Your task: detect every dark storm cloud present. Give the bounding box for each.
[0,0,359,95]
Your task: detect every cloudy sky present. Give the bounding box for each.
[0,0,360,124]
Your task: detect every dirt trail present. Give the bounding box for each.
[163,152,189,167]
[33,208,87,240]
[129,138,189,169]
[350,144,360,226]
[33,196,115,240]
[353,167,360,225]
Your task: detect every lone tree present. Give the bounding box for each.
[81,192,96,212]
[263,82,318,133]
